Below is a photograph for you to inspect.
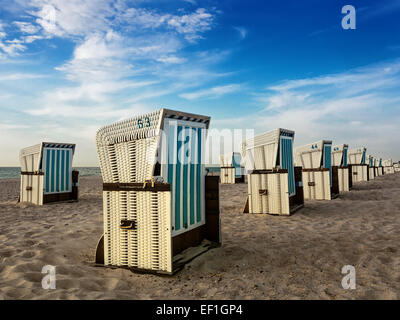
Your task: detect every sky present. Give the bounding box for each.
[0,0,400,166]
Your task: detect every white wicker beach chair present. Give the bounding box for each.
[220,152,243,184]
[366,155,376,180]
[348,147,369,183]
[95,108,220,274]
[294,140,335,200]
[19,142,78,205]
[332,144,350,192]
[382,159,394,175]
[241,128,303,215]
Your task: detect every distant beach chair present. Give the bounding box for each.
[394,162,400,173]
[242,128,304,215]
[373,157,379,177]
[332,144,350,192]
[94,108,220,275]
[348,147,369,183]
[382,159,394,175]
[19,142,78,205]
[295,140,338,200]
[220,152,244,184]
[376,158,384,176]
[367,155,376,180]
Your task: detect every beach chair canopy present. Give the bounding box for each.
[382,159,393,167]
[96,108,210,184]
[242,128,295,171]
[19,142,76,173]
[332,144,348,167]
[366,155,375,167]
[348,147,367,165]
[294,140,332,169]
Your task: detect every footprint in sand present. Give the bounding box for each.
[23,240,37,246]
[0,249,14,257]
[20,251,37,258]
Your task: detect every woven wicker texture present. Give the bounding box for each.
[103,190,172,272]
[96,110,162,183]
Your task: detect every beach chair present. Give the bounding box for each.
[220,152,243,184]
[376,158,384,176]
[94,108,220,275]
[367,155,376,180]
[242,128,304,215]
[382,159,394,175]
[332,144,350,192]
[19,142,78,205]
[373,157,380,178]
[295,140,338,200]
[348,147,369,183]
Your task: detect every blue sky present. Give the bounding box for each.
[0,0,400,166]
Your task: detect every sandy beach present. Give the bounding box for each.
[0,174,399,300]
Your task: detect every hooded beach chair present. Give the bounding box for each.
[332,144,350,192]
[242,128,304,215]
[19,142,78,205]
[348,147,369,183]
[382,159,394,175]
[366,155,376,180]
[376,157,384,176]
[220,152,243,184]
[295,140,338,200]
[94,108,221,275]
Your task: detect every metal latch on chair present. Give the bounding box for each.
[120,220,136,230]
[259,189,268,195]
[308,182,316,187]
[26,186,32,191]
[143,177,155,188]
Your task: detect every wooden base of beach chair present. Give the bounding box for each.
[94,176,221,275]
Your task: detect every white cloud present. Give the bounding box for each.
[0,1,226,165]
[13,21,40,34]
[0,73,46,81]
[156,55,186,64]
[180,84,241,100]
[215,60,400,160]
[0,40,26,55]
[234,26,247,40]
[30,0,115,37]
[167,8,214,41]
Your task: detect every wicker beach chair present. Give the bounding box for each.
[295,140,337,200]
[94,108,221,274]
[348,147,369,183]
[242,128,304,215]
[19,142,78,205]
[332,144,351,192]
